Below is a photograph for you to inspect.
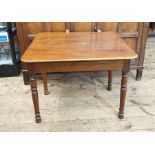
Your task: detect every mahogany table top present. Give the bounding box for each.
[21,32,137,63]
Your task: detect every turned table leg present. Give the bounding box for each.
[42,73,49,95]
[118,71,128,119]
[107,70,112,91]
[29,74,41,123]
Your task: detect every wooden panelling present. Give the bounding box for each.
[118,23,140,51]
[26,22,44,34]
[138,22,150,66]
[21,23,31,50]
[96,22,118,31]
[117,23,142,66]
[123,38,137,51]
[118,22,139,32]
[123,38,137,65]
[70,22,95,32]
[16,23,25,55]
[44,22,66,32]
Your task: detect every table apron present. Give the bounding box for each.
[27,60,125,74]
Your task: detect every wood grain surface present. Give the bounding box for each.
[21,32,137,63]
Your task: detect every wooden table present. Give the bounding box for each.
[21,32,137,123]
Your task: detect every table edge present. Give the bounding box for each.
[21,55,138,63]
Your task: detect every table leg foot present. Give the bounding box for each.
[107,70,112,91]
[107,83,112,91]
[44,90,49,95]
[118,110,124,119]
[35,113,41,123]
